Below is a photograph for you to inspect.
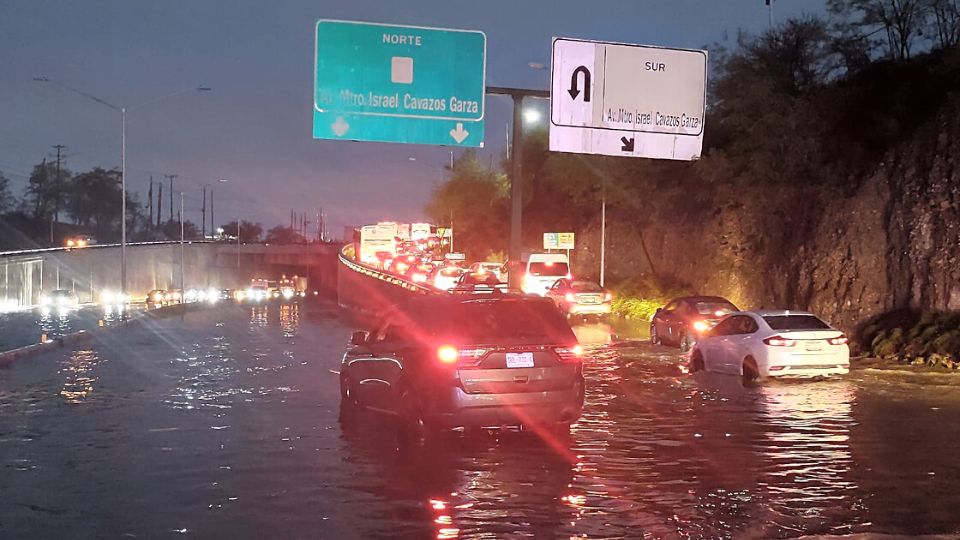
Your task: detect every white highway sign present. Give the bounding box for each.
[549,37,707,161]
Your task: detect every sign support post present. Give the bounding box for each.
[486,86,549,289]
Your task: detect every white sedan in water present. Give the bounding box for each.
[689,310,850,382]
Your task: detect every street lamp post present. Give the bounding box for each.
[33,77,210,298]
[486,86,549,288]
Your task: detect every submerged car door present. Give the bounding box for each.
[659,300,679,343]
[701,317,736,373]
[360,320,414,410]
[720,316,758,374]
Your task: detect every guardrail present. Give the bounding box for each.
[336,244,437,314]
[0,239,215,258]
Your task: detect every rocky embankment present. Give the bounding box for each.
[573,96,960,347]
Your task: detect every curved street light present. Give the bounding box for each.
[33,77,211,298]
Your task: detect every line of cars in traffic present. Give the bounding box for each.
[342,251,853,442]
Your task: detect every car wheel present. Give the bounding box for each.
[679,332,693,353]
[397,388,432,450]
[742,356,760,387]
[338,374,359,421]
[690,351,705,373]
[650,325,661,345]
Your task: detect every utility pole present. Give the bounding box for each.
[148,176,154,229]
[179,192,185,295]
[766,0,774,28]
[166,174,177,221]
[236,217,241,268]
[51,144,66,245]
[210,189,215,238]
[600,177,607,287]
[201,185,207,238]
[157,182,163,227]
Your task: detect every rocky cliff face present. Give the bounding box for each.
[574,96,960,335]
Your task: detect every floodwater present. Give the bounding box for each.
[1,303,960,539]
[0,304,136,351]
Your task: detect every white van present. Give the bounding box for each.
[522,253,571,296]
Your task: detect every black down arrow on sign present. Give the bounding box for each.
[620,136,635,152]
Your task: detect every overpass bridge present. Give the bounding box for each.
[0,241,341,308]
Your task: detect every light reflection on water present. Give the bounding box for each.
[279,303,300,337]
[59,349,103,404]
[337,319,942,539]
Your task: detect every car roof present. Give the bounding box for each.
[672,296,734,303]
[746,309,816,317]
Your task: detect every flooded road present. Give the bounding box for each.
[2,303,960,539]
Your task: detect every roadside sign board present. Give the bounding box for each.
[544,232,575,250]
[549,37,707,161]
[314,20,486,147]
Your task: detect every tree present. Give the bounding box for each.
[265,225,304,244]
[158,218,199,240]
[829,0,928,59]
[221,220,262,243]
[0,170,13,214]
[926,0,960,48]
[425,151,508,260]
[707,17,834,184]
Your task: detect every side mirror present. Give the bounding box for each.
[350,331,368,346]
[655,308,663,315]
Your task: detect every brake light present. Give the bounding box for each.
[437,345,459,364]
[827,335,849,345]
[566,273,573,279]
[693,320,709,332]
[436,346,490,366]
[769,365,785,371]
[554,345,583,362]
[764,336,797,347]
[411,273,427,283]
[604,292,613,301]
[565,293,576,302]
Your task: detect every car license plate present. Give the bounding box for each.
[506,352,534,368]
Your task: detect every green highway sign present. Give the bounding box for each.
[313,20,486,147]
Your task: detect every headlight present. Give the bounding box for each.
[40,295,51,306]
[693,320,710,333]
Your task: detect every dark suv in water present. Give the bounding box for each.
[339,293,585,440]
[650,296,739,351]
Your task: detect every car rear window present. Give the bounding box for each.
[528,262,569,277]
[762,315,831,330]
[428,299,575,343]
[695,301,738,316]
[570,281,602,292]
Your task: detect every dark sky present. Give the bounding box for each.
[0,0,823,236]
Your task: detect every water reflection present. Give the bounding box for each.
[279,303,300,337]
[570,320,616,346]
[59,349,103,404]
[166,337,239,411]
[249,305,269,329]
[338,341,875,538]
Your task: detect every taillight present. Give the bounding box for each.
[437,345,459,364]
[554,345,584,362]
[692,320,709,332]
[827,335,849,345]
[436,346,489,366]
[764,336,797,347]
[566,273,573,279]
[604,292,613,301]
[565,293,576,302]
